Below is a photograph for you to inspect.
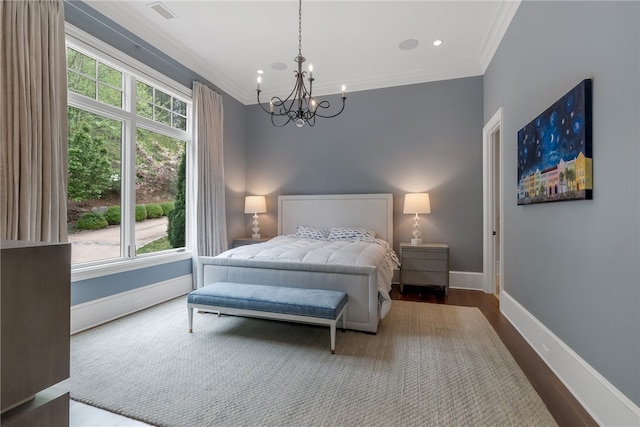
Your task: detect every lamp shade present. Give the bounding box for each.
[403,193,431,214]
[244,196,267,214]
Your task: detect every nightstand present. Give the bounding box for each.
[232,237,270,248]
[400,243,449,295]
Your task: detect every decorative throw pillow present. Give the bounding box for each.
[328,227,376,240]
[295,226,329,240]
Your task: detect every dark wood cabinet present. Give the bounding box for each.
[1,240,70,426]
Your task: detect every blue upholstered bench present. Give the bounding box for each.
[187,282,348,354]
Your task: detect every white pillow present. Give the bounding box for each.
[295,226,329,240]
[328,227,376,240]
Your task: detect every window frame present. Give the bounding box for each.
[66,25,194,281]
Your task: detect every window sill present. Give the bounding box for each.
[71,250,193,282]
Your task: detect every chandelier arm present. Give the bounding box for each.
[257,92,298,127]
[257,92,297,122]
[256,90,275,114]
[267,73,309,116]
[306,114,316,127]
[270,94,303,126]
[311,97,347,119]
[271,114,293,127]
[271,96,298,117]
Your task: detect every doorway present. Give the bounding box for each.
[482,108,503,297]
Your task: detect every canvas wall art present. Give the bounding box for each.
[517,79,592,205]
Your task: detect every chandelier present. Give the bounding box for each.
[256,0,346,128]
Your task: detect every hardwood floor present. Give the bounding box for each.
[391,285,598,427]
[71,286,597,426]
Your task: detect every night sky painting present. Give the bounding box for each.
[517,79,592,205]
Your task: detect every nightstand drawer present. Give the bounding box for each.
[402,258,447,271]
[401,270,448,286]
[233,237,269,248]
[401,249,448,260]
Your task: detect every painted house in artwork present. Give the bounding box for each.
[518,151,593,200]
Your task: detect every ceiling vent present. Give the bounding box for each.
[147,2,177,20]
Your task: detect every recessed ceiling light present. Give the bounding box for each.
[257,69,264,75]
[271,62,288,72]
[433,39,443,46]
[399,39,419,51]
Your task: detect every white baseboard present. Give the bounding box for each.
[392,271,484,291]
[449,271,484,290]
[501,291,640,426]
[71,274,193,334]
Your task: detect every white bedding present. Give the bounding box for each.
[216,235,399,318]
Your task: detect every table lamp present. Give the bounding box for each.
[403,193,431,245]
[244,195,267,238]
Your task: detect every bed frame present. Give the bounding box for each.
[197,193,393,333]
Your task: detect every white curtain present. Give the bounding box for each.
[193,81,227,263]
[0,0,68,242]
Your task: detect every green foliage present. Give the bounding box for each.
[68,107,121,166]
[68,126,114,202]
[160,201,175,216]
[104,205,121,225]
[146,203,163,219]
[135,205,147,222]
[67,106,185,209]
[77,212,108,230]
[167,152,186,248]
[136,128,184,198]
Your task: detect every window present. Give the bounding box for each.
[67,47,123,108]
[136,81,187,130]
[66,33,192,267]
[67,107,123,263]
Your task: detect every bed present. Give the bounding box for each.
[197,194,397,333]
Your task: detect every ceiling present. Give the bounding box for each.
[83,1,520,105]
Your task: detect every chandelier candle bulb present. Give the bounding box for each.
[341,85,346,98]
[257,76,261,90]
[309,64,313,79]
[269,100,274,113]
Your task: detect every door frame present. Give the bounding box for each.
[482,108,504,295]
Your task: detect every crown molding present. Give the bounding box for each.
[479,0,522,72]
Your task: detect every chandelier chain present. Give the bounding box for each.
[298,0,302,57]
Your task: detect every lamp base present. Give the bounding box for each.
[251,233,262,239]
[410,238,422,245]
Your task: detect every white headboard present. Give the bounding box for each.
[278,194,393,242]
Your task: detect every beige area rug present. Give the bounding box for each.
[69,297,557,426]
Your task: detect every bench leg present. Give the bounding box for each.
[342,306,347,332]
[330,322,336,354]
[188,305,193,333]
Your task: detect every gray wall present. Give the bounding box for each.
[484,1,639,405]
[245,77,485,272]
